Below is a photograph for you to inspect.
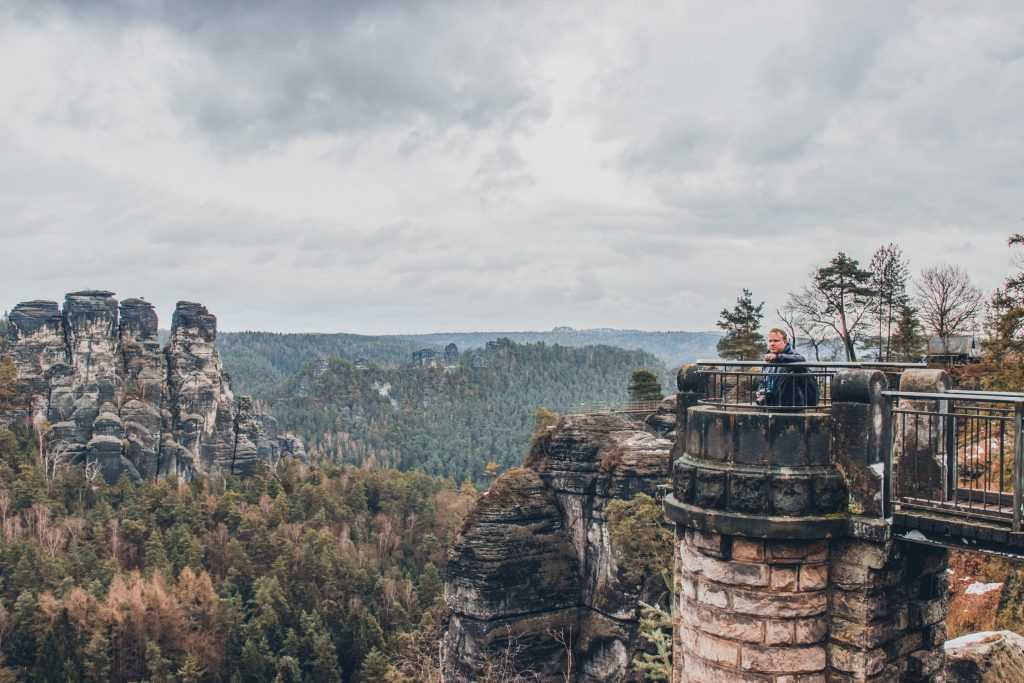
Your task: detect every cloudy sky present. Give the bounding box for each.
[2,1,1022,334]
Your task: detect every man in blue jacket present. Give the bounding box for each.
[756,328,817,407]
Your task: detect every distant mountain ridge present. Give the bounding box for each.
[395,327,721,366]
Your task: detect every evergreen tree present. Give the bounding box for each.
[145,642,173,683]
[240,636,276,681]
[868,243,910,361]
[715,288,765,360]
[606,494,672,588]
[177,655,206,683]
[144,529,171,577]
[6,592,39,669]
[32,609,78,682]
[813,252,875,361]
[627,369,663,402]
[359,647,392,682]
[417,563,443,609]
[985,234,1024,389]
[0,356,18,412]
[273,656,302,683]
[888,305,926,362]
[633,602,672,681]
[82,629,112,682]
[298,611,342,683]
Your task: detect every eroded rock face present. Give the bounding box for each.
[165,301,239,478]
[445,468,580,680]
[6,300,66,418]
[444,413,673,682]
[945,630,1024,682]
[3,292,303,483]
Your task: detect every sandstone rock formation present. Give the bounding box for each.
[945,630,1024,682]
[443,411,674,682]
[3,291,304,483]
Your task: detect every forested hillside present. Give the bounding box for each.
[0,421,476,682]
[263,339,669,482]
[215,327,715,397]
[215,333,427,397]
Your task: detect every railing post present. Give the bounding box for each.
[674,364,706,437]
[1015,404,1023,532]
[945,398,957,502]
[895,369,951,503]
[831,369,889,522]
[884,393,893,520]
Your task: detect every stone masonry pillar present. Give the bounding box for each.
[828,538,948,682]
[829,370,949,683]
[896,370,953,502]
[665,370,950,683]
[665,402,846,682]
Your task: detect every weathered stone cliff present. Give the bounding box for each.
[443,403,675,682]
[3,291,304,483]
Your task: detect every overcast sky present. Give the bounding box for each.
[2,1,1022,334]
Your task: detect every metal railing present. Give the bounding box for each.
[884,389,1024,531]
[571,400,663,416]
[695,360,924,411]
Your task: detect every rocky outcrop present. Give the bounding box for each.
[3,292,304,484]
[945,630,1024,682]
[445,468,581,680]
[444,411,674,682]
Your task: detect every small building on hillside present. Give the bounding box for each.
[926,335,981,366]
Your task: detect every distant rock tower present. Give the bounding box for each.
[444,342,460,365]
[4,292,305,483]
[664,369,948,682]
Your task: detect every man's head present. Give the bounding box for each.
[766,328,788,354]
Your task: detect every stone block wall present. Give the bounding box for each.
[676,528,831,682]
[828,540,948,682]
[673,531,948,682]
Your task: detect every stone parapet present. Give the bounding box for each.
[667,405,847,539]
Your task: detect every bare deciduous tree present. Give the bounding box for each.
[547,626,574,683]
[84,456,102,483]
[776,302,831,361]
[915,265,984,347]
[41,442,74,493]
[31,411,51,471]
[0,489,10,529]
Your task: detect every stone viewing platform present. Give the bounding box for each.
[665,364,953,683]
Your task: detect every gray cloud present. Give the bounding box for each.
[2,2,1024,334]
[17,1,550,154]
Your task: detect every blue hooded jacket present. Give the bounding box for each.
[759,344,816,407]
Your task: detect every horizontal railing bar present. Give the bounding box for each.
[697,359,926,368]
[897,499,1015,525]
[883,390,1024,404]
[890,408,1014,421]
[948,389,1024,398]
[955,488,1016,507]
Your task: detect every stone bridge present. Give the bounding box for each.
[663,363,1024,682]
